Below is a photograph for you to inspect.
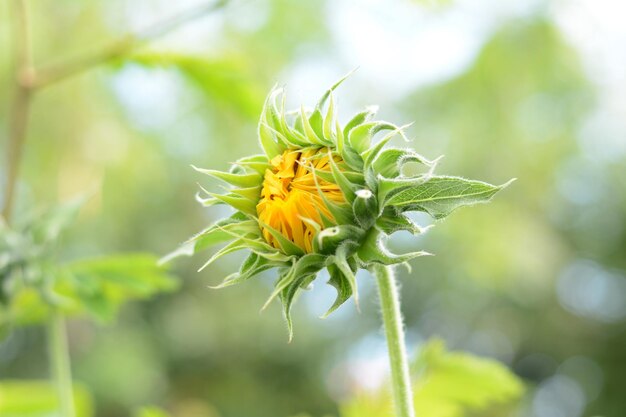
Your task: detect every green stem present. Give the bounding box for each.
[373,264,415,417]
[48,311,75,417]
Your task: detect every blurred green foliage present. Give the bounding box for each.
[342,339,523,417]
[0,201,177,329]
[1,0,625,417]
[0,380,92,417]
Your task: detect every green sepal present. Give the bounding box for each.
[263,254,326,311]
[322,93,336,140]
[348,121,396,154]
[357,229,432,265]
[205,192,258,216]
[316,69,355,110]
[262,121,307,148]
[197,239,249,272]
[323,263,354,318]
[230,186,261,201]
[362,125,412,169]
[280,272,317,342]
[373,147,434,178]
[309,168,355,226]
[313,225,365,255]
[308,108,326,141]
[327,152,358,203]
[386,176,515,219]
[257,221,306,257]
[352,188,378,229]
[376,207,430,235]
[234,154,270,174]
[332,243,359,308]
[258,88,288,157]
[193,166,262,188]
[211,252,280,289]
[343,106,378,139]
[258,122,286,158]
[340,145,364,171]
[300,106,327,145]
[159,213,255,264]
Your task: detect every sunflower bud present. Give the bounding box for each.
[353,188,378,229]
[165,75,513,339]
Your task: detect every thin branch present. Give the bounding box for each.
[3,0,35,221]
[33,0,228,89]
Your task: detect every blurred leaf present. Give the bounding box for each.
[412,339,524,416]
[1,199,85,303]
[341,339,524,417]
[123,52,265,120]
[5,254,177,326]
[0,380,92,417]
[60,254,178,322]
[134,407,171,417]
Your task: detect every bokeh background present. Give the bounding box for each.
[1,0,625,416]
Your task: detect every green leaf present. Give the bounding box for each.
[412,339,525,414]
[322,264,353,318]
[0,380,93,417]
[27,197,86,244]
[385,176,515,219]
[377,175,431,205]
[126,52,264,119]
[61,254,178,322]
[340,339,524,417]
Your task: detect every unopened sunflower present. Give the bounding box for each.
[164,77,512,339]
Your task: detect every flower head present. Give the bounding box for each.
[257,148,345,253]
[165,76,512,339]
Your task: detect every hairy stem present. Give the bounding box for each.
[3,0,34,221]
[373,264,415,417]
[48,311,76,417]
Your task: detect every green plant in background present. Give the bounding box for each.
[0,380,93,417]
[166,77,513,417]
[341,339,524,417]
[291,340,524,417]
[0,191,177,417]
[1,1,226,416]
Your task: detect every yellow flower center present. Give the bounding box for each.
[256,148,345,253]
